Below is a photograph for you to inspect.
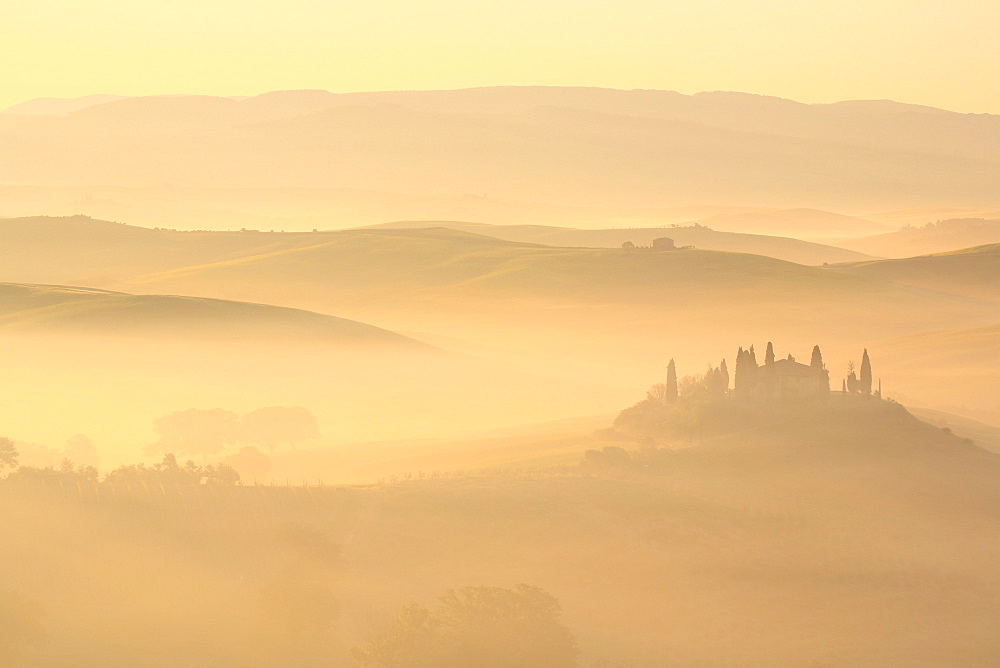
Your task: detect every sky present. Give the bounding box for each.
[3,0,1000,113]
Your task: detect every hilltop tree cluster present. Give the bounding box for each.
[615,342,883,443]
[844,348,879,397]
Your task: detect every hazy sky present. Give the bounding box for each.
[4,0,1000,112]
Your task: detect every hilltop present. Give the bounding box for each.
[0,215,334,285]
[126,225,893,311]
[844,217,1000,257]
[361,220,875,265]
[689,208,890,239]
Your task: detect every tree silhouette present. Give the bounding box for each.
[646,383,668,403]
[810,345,823,369]
[705,364,727,398]
[735,348,746,394]
[860,349,872,395]
[0,437,18,471]
[846,360,859,393]
[105,453,239,485]
[765,341,775,365]
[719,359,730,394]
[665,359,678,403]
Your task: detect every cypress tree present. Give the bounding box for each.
[706,365,719,397]
[810,345,823,368]
[860,349,872,395]
[765,341,775,365]
[735,348,745,396]
[666,359,678,403]
[720,359,730,394]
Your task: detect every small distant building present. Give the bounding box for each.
[652,237,676,250]
[759,358,829,399]
[735,343,831,400]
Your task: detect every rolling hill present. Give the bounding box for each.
[128,226,888,308]
[687,208,890,239]
[834,243,1000,302]
[843,218,1000,257]
[361,220,876,264]
[0,215,874,293]
[0,216,881,303]
[0,282,426,347]
[0,215,336,285]
[119,225,993,368]
[880,321,1000,366]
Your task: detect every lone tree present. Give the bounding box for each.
[860,349,873,395]
[765,341,775,366]
[665,359,678,403]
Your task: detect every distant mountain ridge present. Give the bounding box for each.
[1,86,998,212]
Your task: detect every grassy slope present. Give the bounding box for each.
[0,282,425,346]
[833,243,1000,302]
[873,322,1000,424]
[879,321,1000,365]
[132,227,887,304]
